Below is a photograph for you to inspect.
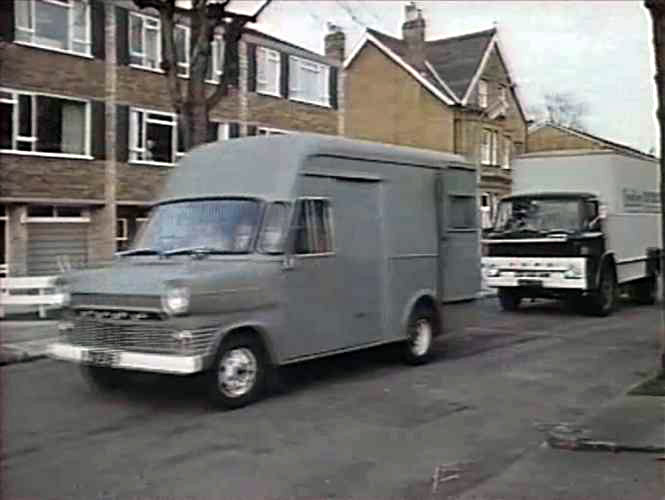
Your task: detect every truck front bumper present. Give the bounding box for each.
[48,342,204,375]
[482,257,588,290]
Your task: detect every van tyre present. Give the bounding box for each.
[80,366,126,392]
[498,289,521,311]
[632,276,657,305]
[208,333,268,410]
[590,265,617,317]
[403,306,438,365]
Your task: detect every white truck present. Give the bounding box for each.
[482,149,661,316]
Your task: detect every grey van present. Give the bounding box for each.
[49,134,479,408]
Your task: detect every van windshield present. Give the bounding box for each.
[493,197,582,235]
[132,199,261,254]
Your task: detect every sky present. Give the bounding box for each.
[228,0,658,155]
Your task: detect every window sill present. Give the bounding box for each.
[0,150,94,160]
[289,96,331,109]
[129,64,165,74]
[130,160,175,168]
[14,41,93,59]
[256,90,282,99]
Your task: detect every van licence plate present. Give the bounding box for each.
[518,279,543,287]
[82,350,118,367]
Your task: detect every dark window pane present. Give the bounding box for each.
[57,206,84,217]
[28,205,54,217]
[146,122,172,162]
[293,202,310,254]
[18,95,32,137]
[35,1,69,50]
[37,96,63,153]
[0,102,13,149]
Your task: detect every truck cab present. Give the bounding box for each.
[484,192,616,315]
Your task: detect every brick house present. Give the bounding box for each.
[0,0,343,277]
[343,3,528,229]
[527,122,657,160]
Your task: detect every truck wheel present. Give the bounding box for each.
[80,366,126,392]
[403,305,438,365]
[498,289,521,311]
[591,265,617,316]
[208,333,268,410]
[632,277,657,305]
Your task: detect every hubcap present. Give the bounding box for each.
[218,348,257,398]
[410,319,432,356]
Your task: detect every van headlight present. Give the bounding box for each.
[161,285,190,316]
[563,263,582,279]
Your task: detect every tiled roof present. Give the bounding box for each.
[425,29,496,101]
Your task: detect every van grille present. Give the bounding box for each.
[64,317,217,355]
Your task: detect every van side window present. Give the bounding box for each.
[450,195,476,229]
[258,202,289,254]
[294,199,333,255]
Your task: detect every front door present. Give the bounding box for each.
[439,167,481,301]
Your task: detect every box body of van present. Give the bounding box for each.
[49,134,479,406]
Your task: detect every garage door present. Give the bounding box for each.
[27,224,88,275]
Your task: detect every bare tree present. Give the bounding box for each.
[529,92,589,131]
[645,0,665,374]
[133,0,272,150]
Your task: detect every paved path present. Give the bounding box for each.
[1,298,662,499]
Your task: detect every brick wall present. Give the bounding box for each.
[527,126,603,152]
[344,43,455,152]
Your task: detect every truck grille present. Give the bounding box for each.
[64,315,217,355]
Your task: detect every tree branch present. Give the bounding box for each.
[155,1,183,113]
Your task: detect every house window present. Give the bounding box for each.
[24,205,89,222]
[503,136,512,169]
[206,36,224,83]
[450,195,475,229]
[478,79,488,108]
[256,47,281,96]
[129,12,161,71]
[130,108,177,165]
[15,0,91,57]
[257,127,289,136]
[174,24,190,77]
[293,199,334,255]
[116,217,128,250]
[0,89,89,157]
[289,56,329,106]
[481,129,499,166]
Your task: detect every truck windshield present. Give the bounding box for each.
[132,199,261,254]
[493,198,582,234]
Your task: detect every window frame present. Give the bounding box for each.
[21,205,91,224]
[174,24,190,78]
[116,217,128,242]
[14,0,93,58]
[0,87,92,159]
[0,205,8,278]
[256,46,281,98]
[129,11,163,73]
[288,55,330,107]
[205,35,224,84]
[291,197,335,257]
[129,106,178,167]
[478,79,488,108]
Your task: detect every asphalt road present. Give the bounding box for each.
[1,298,661,500]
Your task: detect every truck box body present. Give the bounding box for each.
[483,148,661,315]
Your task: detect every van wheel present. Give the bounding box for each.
[403,306,437,365]
[498,288,521,311]
[590,265,617,316]
[80,366,126,392]
[208,333,267,410]
[632,276,657,305]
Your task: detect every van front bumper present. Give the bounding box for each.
[482,257,588,290]
[48,342,204,375]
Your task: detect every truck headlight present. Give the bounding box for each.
[564,264,582,279]
[486,265,501,277]
[161,285,190,316]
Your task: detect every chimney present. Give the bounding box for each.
[402,2,426,70]
[325,23,345,62]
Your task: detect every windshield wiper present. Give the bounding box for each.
[162,246,231,257]
[116,247,164,257]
